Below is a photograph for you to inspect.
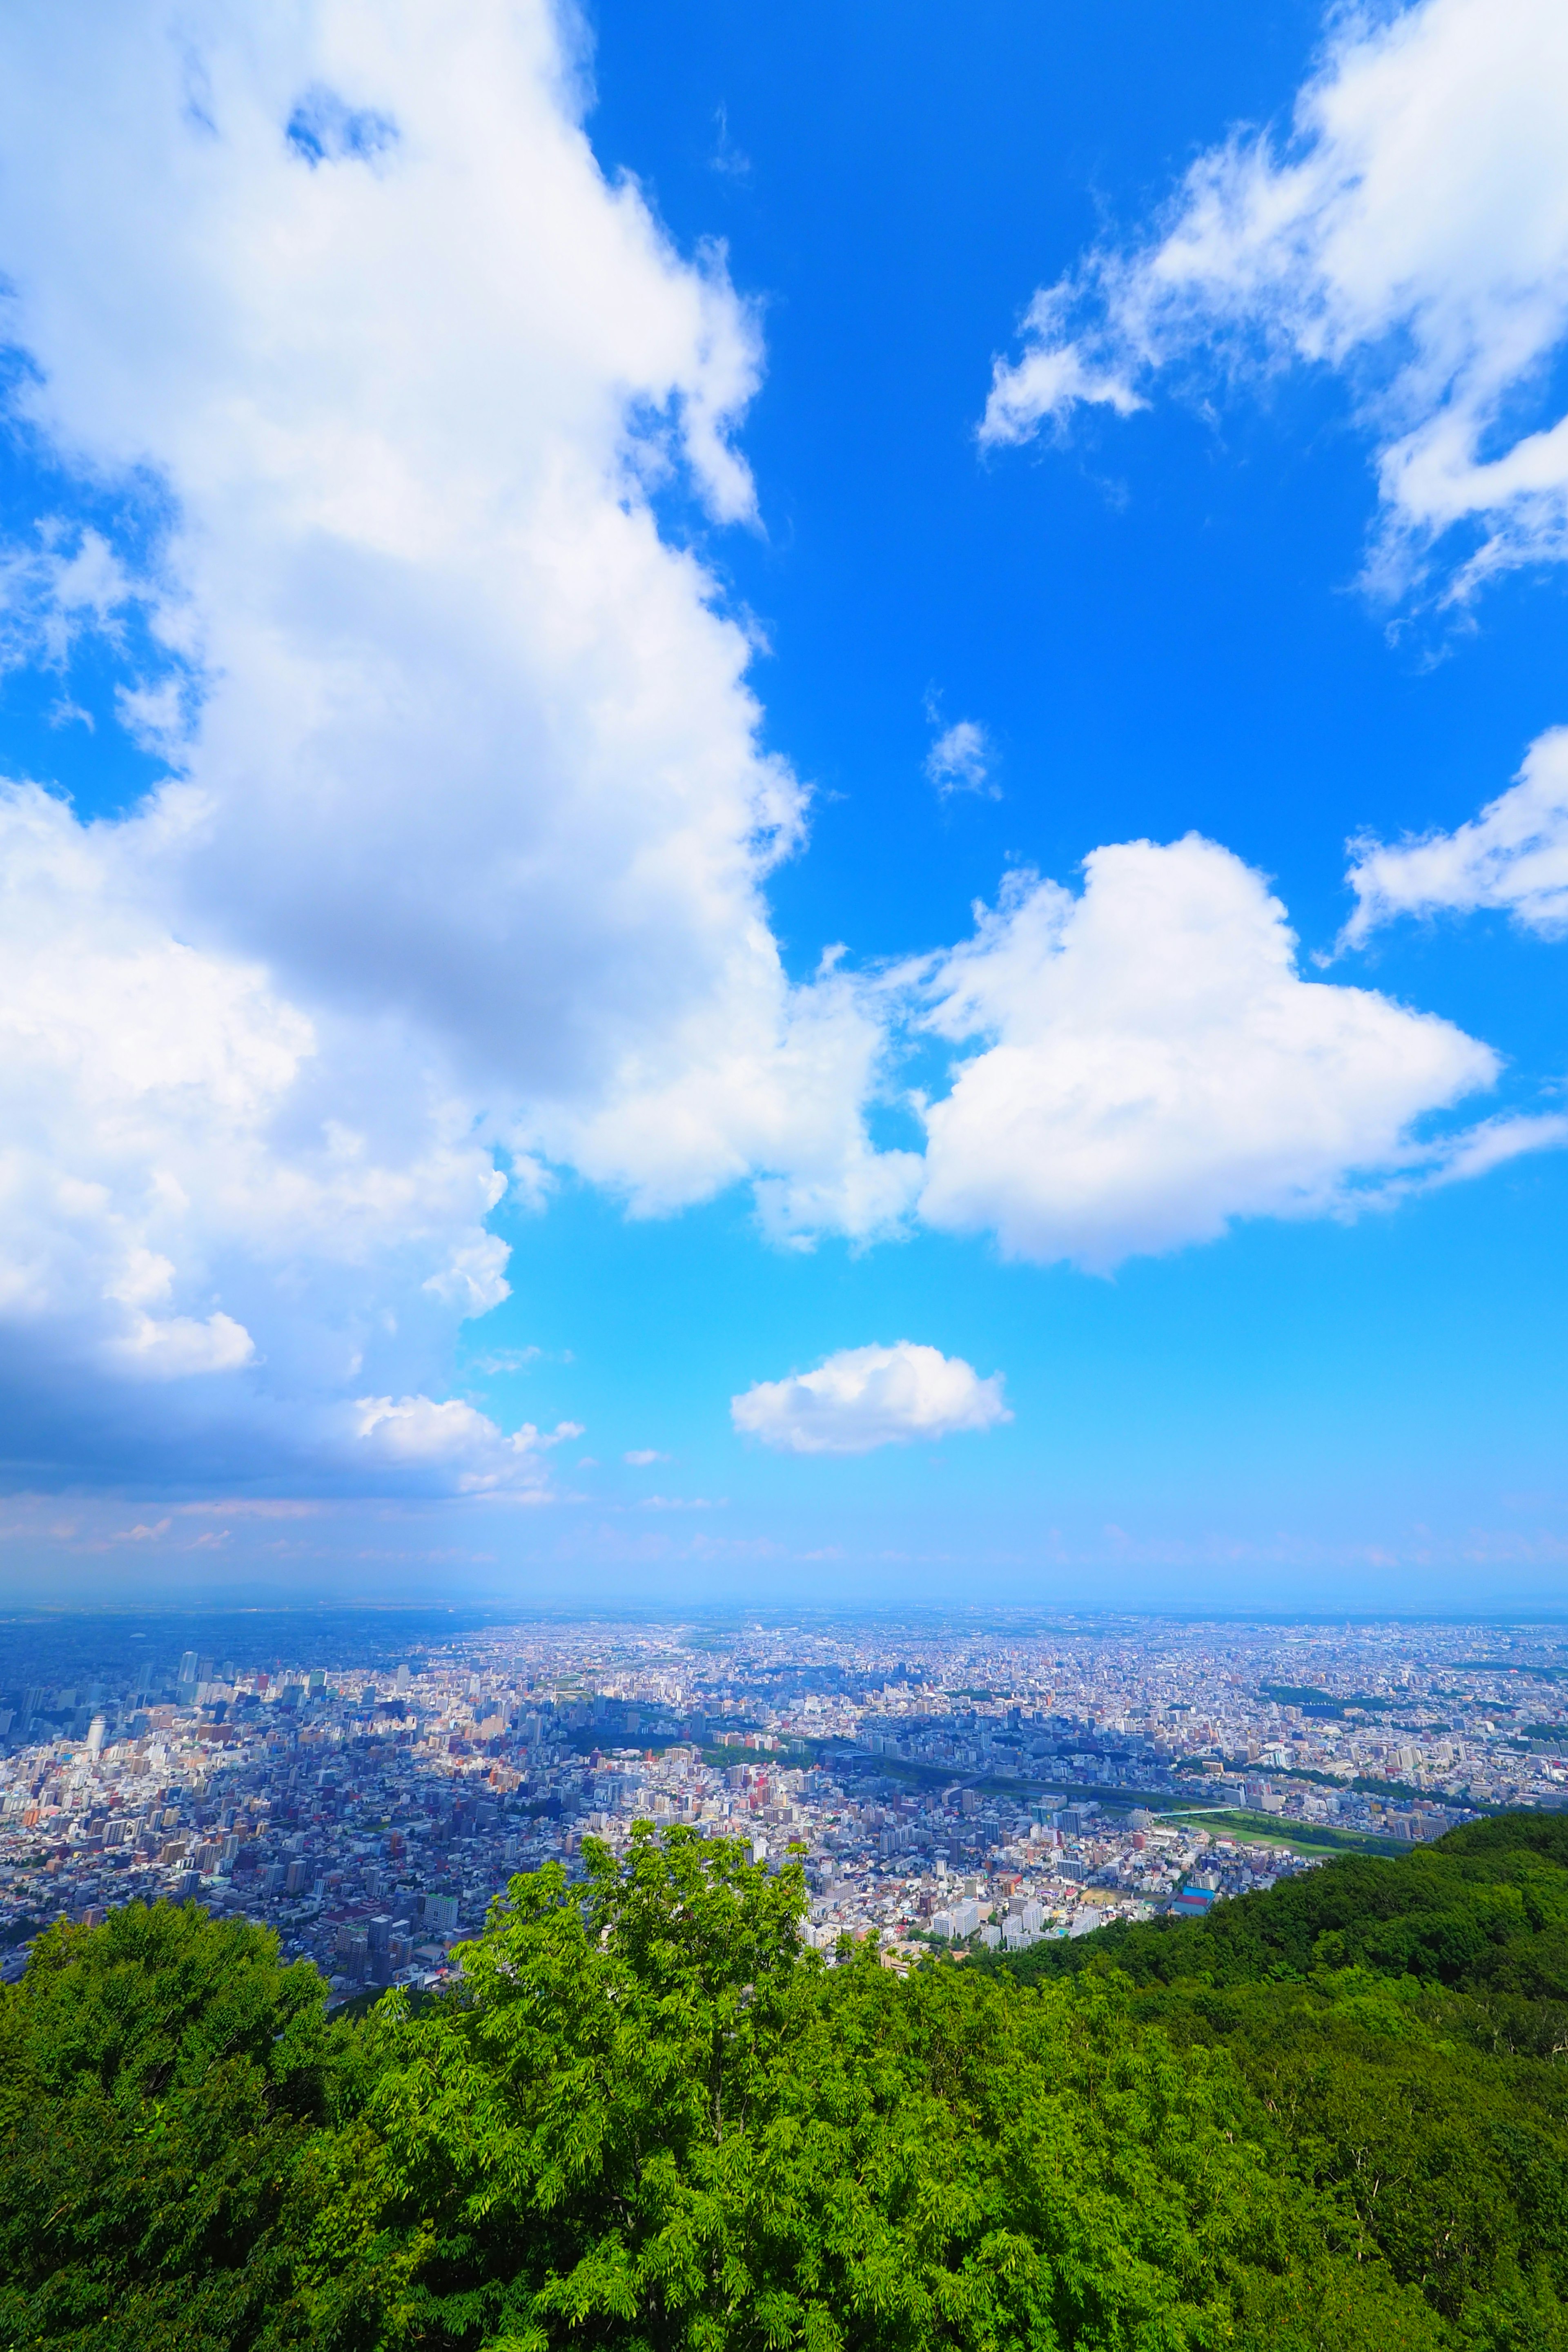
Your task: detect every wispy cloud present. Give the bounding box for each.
[1344,725,1568,944]
[923,691,997,797]
[710,103,750,181]
[979,0,1568,606]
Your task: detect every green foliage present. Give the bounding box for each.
[986,1815,1568,2349]
[0,1898,347,2349]
[993,1812,1568,1998]
[289,1824,1439,2352]
[1144,1971,1568,2346]
[5,1817,1568,2349]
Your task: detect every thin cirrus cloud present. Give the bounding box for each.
[922,688,997,798]
[732,1342,1010,1456]
[979,0,1568,604]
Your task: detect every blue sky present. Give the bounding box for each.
[0,0,1566,1607]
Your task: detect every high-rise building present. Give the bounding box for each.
[336,1923,370,1976]
[178,1651,199,1684]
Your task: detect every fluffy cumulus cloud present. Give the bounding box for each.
[352,1397,581,1497]
[0,0,1550,1500]
[980,0,1568,599]
[0,773,538,1488]
[912,836,1553,1269]
[0,780,506,1359]
[0,0,911,1221]
[1345,727,1568,942]
[731,1342,1009,1455]
[0,0,915,1487]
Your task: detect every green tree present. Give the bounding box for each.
[0,1898,344,2350]
[294,1826,1443,2351]
[18,1824,1568,2349]
[1140,1971,1568,2349]
[991,1815,1568,1999]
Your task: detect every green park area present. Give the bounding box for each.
[1166,1805,1413,1857]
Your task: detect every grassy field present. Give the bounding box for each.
[1165,1806,1411,1858]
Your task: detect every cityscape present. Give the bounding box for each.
[5,1609,1564,1995]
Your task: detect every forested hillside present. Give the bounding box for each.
[987,1812,1568,1999]
[2,1815,1566,2350]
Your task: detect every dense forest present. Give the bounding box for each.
[3,1814,1568,2350]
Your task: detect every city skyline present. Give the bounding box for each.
[7,1602,1562,1996]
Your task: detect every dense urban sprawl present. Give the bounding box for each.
[3,1611,1565,1992]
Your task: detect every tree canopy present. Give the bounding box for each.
[3,1815,1568,2350]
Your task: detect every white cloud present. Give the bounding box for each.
[104,1310,256,1381]
[624,1448,668,1466]
[353,1394,582,1496]
[980,286,1147,443]
[926,718,996,798]
[0,0,913,1484]
[1345,726,1568,942]
[469,1345,545,1375]
[913,835,1535,1269]
[732,1341,1010,1455]
[1401,1111,1568,1193]
[0,777,513,1454]
[0,0,1552,1502]
[980,0,1568,598]
[0,0,858,1219]
[422,1235,513,1317]
[0,523,141,676]
[114,676,189,758]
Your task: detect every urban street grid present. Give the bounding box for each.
[3,1611,1565,1992]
